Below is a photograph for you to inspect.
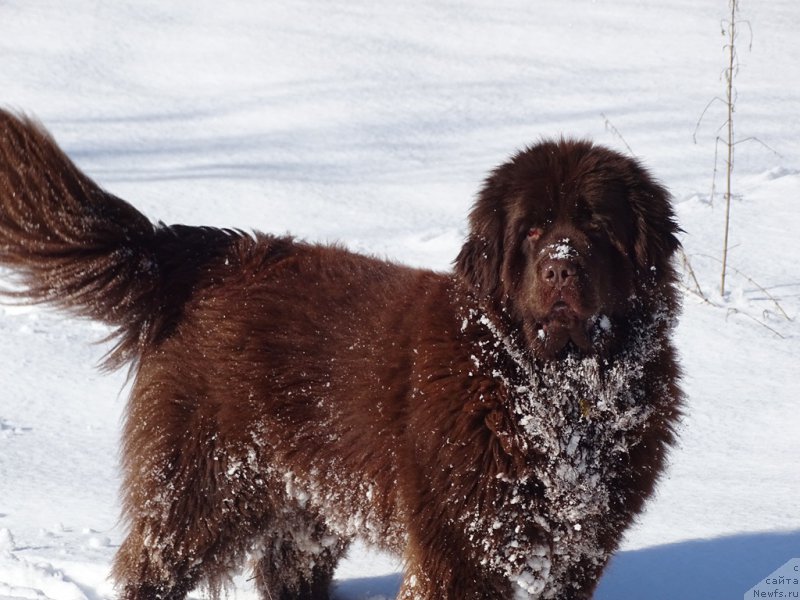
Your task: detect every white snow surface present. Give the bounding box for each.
[1,1,799,599]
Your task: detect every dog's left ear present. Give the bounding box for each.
[626,164,681,283]
[455,171,508,298]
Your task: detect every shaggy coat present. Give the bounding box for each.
[0,109,682,600]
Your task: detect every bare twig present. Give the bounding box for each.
[678,279,787,338]
[678,248,709,302]
[733,136,783,157]
[738,19,754,50]
[726,308,785,338]
[691,252,792,321]
[601,113,635,156]
[692,97,726,144]
[678,281,718,307]
[710,136,722,204]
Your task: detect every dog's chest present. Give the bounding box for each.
[467,346,659,599]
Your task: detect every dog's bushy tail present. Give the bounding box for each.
[0,109,237,370]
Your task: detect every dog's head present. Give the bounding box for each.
[456,139,680,359]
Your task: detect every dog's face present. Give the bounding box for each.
[456,139,679,359]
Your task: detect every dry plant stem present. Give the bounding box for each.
[679,248,708,302]
[678,282,715,306]
[693,252,792,321]
[677,280,785,339]
[721,0,737,297]
[726,308,785,339]
[601,112,635,156]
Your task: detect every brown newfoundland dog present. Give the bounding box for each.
[0,109,682,600]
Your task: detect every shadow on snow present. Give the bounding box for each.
[331,530,800,600]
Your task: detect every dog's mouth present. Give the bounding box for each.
[533,301,601,358]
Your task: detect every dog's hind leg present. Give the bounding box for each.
[111,376,272,600]
[111,444,247,599]
[251,507,349,600]
[112,433,273,600]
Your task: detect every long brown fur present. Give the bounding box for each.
[0,109,682,600]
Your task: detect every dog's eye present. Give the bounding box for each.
[527,227,544,241]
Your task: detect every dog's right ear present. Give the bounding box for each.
[454,173,507,298]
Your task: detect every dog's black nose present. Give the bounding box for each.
[540,258,578,288]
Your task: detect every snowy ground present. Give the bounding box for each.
[1,1,799,599]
